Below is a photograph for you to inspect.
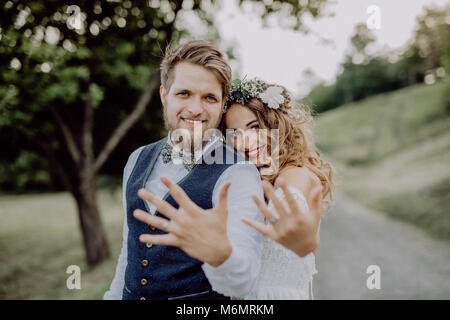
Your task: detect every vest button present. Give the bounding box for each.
[140,278,148,286]
[149,225,156,231]
[146,243,153,248]
[141,259,149,267]
[139,297,146,300]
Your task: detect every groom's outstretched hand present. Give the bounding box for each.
[133,177,233,267]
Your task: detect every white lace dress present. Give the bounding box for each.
[240,187,318,300]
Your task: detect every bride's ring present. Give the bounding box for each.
[162,220,170,232]
[268,216,279,225]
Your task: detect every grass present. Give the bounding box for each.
[315,81,450,165]
[371,177,450,241]
[315,80,450,241]
[0,189,124,299]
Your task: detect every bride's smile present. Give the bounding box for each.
[224,103,271,168]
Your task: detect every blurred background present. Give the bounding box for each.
[0,0,449,299]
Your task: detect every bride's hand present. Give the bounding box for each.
[242,180,322,257]
[133,177,233,267]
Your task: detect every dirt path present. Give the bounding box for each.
[313,191,450,299]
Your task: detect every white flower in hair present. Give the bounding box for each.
[259,86,284,109]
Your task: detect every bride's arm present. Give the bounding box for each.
[242,166,323,257]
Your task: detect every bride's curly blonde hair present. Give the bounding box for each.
[222,85,335,211]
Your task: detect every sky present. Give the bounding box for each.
[214,0,450,97]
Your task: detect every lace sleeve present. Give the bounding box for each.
[273,186,309,212]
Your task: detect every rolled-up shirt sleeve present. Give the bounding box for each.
[103,146,144,300]
[103,212,128,300]
[202,162,265,297]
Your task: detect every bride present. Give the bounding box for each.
[221,78,334,299]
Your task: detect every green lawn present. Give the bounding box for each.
[372,177,450,240]
[315,80,450,241]
[0,189,124,299]
[315,81,450,165]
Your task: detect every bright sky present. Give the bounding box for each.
[215,0,450,97]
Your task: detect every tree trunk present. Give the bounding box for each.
[74,171,110,266]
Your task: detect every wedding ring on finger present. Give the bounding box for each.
[162,220,170,232]
[268,215,279,225]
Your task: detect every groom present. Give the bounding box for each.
[103,41,265,300]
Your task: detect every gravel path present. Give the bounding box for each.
[313,192,450,299]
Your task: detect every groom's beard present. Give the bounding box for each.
[164,112,222,153]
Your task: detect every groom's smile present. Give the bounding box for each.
[180,117,206,128]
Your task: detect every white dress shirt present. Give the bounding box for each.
[103,134,265,299]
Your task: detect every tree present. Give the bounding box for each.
[349,23,376,63]
[408,3,450,79]
[303,5,450,113]
[341,23,376,103]
[0,0,330,266]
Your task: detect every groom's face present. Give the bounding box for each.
[160,61,224,145]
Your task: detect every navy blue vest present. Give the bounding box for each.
[123,137,241,300]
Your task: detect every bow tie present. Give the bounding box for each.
[161,143,197,171]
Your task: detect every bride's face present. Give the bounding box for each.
[224,103,270,168]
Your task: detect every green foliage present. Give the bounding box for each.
[350,23,376,56]
[88,83,104,108]
[0,150,52,192]
[412,3,450,74]
[0,0,332,192]
[0,1,185,191]
[303,3,450,114]
[304,56,408,113]
[41,66,89,104]
[237,0,329,31]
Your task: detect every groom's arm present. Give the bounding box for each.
[201,162,265,297]
[103,146,144,300]
[102,212,127,300]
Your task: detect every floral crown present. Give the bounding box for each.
[225,78,301,120]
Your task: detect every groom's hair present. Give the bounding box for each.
[160,40,232,100]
